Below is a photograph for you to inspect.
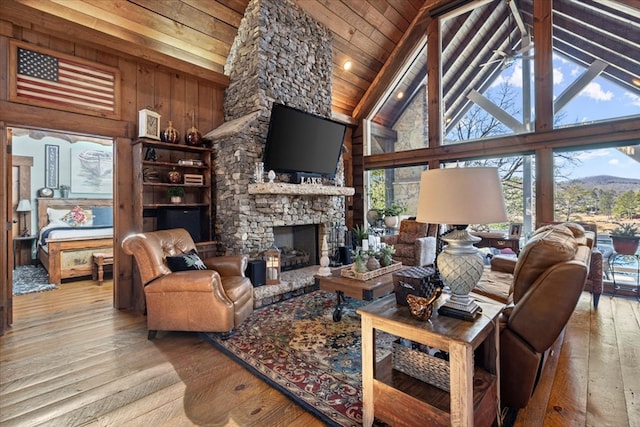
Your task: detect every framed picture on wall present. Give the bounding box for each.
[44,144,59,189]
[509,223,523,239]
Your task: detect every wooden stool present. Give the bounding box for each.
[92,250,114,286]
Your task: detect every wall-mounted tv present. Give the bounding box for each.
[263,103,346,178]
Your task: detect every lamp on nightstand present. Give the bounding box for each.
[16,199,32,237]
[416,166,507,320]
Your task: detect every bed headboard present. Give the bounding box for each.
[37,198,113,230]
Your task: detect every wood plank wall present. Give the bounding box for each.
[0,22,227,313]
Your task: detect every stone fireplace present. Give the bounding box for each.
[205,0,349,260]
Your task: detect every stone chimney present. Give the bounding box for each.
[205,0,346,257]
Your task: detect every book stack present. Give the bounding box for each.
[183,174,204,185]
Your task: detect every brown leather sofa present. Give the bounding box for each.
[474,222,592,408]
[122,228,253,339]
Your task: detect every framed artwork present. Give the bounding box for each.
[138,108,161,140]
[509,223,523,239]
[44,144,59,189]
[70,142,113,194]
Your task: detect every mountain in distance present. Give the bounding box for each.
[561,175,640,193]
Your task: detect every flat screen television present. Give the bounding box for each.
[263,103,346,178]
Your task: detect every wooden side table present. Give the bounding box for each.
[357,294,502,427]
[474,235,520,254]
[13,235,38,268]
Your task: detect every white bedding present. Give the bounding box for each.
[39,224,113,251]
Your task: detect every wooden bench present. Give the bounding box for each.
[92,250,114,286]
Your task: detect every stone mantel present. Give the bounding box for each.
[248,182,355,196]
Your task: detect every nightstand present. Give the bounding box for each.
[13,235,38,268]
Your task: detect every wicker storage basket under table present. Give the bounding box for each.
[391,340,453,392]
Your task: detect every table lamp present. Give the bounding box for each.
[16,199,32,237]
[416,166,507,320]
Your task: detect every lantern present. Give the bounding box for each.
[264,244,281,285]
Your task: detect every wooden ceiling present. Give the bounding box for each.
[0,0,430,119]
[1,0,637,124]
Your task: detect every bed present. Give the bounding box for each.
[37,198,113,285]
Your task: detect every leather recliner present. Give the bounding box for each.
[476,222,593,408]
[122,228,253,339]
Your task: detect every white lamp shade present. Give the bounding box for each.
[416,166,507,225]
[16,199,31,212]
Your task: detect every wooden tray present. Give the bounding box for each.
[340,261,403,281]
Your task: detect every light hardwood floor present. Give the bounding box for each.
[1,279,638,426]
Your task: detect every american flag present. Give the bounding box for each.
[16,47,116,113]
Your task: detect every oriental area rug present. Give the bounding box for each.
[202,290,394,427]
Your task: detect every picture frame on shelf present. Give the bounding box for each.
[138,108,161,140]
[509,223,523,239]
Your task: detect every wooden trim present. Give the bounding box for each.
[9,40,122,120]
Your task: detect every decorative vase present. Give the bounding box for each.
[167,168,182,184]
[185,125,202,146]
[384,215,399,229]
[366,256,380,271]
[367,209,381,227]
[161,120,180,144]
[354,257,367,273]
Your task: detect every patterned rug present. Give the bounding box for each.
[202,290,394,427]
[13,265,57,295]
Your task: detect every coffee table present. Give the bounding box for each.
[315,267,401,321]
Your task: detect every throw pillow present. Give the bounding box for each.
[61,206,92,227]
[166,249,207,271]
[92,206,113,226]
[47,207,72,226]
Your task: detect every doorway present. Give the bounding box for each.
[10,127,114,294]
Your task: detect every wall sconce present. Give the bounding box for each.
[264,244,281,285]
[16,199,32,237]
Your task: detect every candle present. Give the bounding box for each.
[362,240,369,251]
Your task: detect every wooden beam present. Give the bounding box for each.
[536,147,554,225]
[533,0,553,132]
[363,116,640,169]
[554,60,608,113]
[427,14,441,149]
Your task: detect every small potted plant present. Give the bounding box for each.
[383,203,406,229]
[609,222,640,255]
[167,186,185,204]
[350,248,368,273]
[352,224,368,247]
[379,245,396,267]
[59,184,70,198]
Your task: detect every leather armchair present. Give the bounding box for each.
[380,219,438,266]
[122,228,253,339]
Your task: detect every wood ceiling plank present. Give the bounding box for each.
[217,0,250,15]
[345,0,404,43]
[388,0,419,23]
[130,0,238,45]
[181,0,247,27]
[58,0,230,61]
[2,2,229,84]
[293,0,356,41]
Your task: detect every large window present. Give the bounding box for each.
[553,145,640,234]
[441,0,534,144]
[551,0,640,128]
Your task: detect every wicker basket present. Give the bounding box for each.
[391,341,451,392]
[340,261,403,281]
